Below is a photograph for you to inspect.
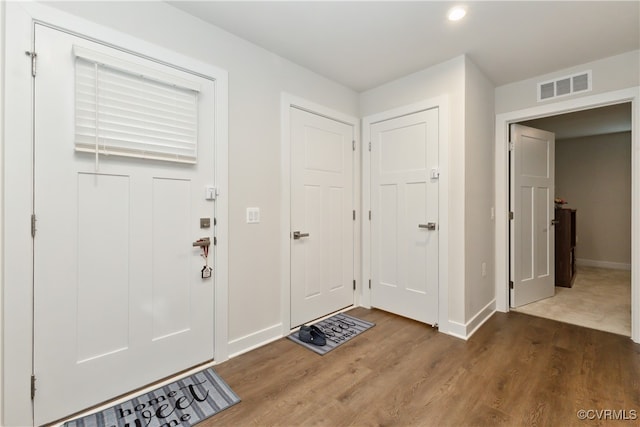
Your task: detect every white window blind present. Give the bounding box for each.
[74,46,200,164]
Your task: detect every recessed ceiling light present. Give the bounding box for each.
[448,6,467,21]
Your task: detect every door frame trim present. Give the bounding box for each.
[280,93,360,333]
[2,3,229,424]
[495,86,640,343]
[361,95,451,334]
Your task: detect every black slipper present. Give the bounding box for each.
[298,325,313,343]
[298,324,327,346]
[310,325,327,346]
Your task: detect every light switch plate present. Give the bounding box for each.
[205,186,217,200]
[246,207,260,224]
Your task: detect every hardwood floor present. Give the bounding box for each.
[207,308,640,427]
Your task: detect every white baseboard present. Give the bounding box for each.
[576,258,631,271]
[227,323,283,359]
[466,300,497,338]
[227,306,358,359]
[441,300,496,340]
[445,321,468,340]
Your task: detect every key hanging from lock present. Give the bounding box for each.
[201,242,212,279]
[193,237,213,279]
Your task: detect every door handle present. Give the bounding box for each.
[418,223,437,230]
[551,219,560,226]
[293,231,310,240]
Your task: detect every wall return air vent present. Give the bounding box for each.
[537,70,592,102]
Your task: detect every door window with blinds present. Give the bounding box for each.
[74,46,200,164]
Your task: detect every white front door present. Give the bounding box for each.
[33,25,216,425]
[510,123,555,307]
[370,108,439,325]
[290,107,354,327]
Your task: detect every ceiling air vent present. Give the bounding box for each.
[537,70,591,102]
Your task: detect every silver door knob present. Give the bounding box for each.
[293,231,310,240]
[418,223,437,230]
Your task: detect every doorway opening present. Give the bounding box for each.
[510,103,632,336]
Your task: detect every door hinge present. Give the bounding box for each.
[509,211,514,220]
[508,141,514,152]
[353,280,356,290]
[214,217,217,226]
[213,236,217,246]
[25,51,37,77]
[31,214,37,238]
[368,141,372,152]
[368,279,371,289]
[31,375,36,400]
[368,210,371,221]
[353,210,356,221]
[509,280,514,289]
[352,140,356,151]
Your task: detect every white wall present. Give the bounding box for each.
[464,57,496,321]
[44,1,359,344]
[0,1,5,423]
[556,132,632,267]
[496,50,639,114]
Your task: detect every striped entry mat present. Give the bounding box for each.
[63,367,239,427]
[288,313,375,355]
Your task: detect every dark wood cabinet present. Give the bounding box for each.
[555,207,576,287]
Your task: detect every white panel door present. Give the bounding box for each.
[510,124,555,307]
[33,25,216,425]
[290,107,354,327]
[370,108,439,325]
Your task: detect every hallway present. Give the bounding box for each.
[514,266,631,336]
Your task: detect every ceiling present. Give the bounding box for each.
[168,1,640,92]
[520,102,632,140]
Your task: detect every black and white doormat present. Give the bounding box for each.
[287,313,375,355]
[63,367,239,427]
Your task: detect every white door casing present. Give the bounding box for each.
[510,123,555,307]
[290,107,355,327]
[33,24,216,424]
[370,108,439,325]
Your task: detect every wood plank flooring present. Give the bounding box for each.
[206,308,640,427]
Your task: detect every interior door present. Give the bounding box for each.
[290,107,354,327]
[370,108,439,325]
[33,25,216,425]
[510,123,555,307]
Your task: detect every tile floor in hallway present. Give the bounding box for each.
[514,266,631,336]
